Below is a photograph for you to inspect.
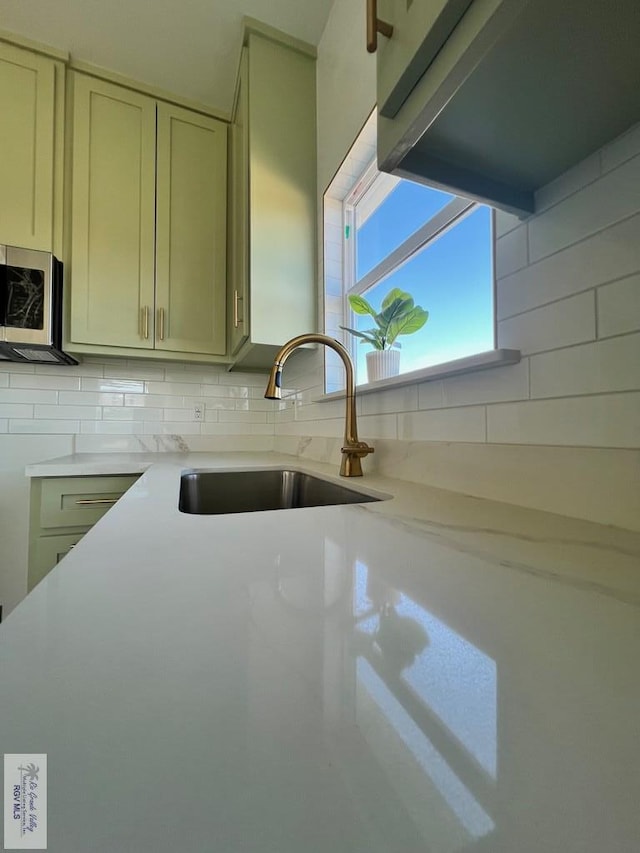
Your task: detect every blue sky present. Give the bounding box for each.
[352,182,494,380]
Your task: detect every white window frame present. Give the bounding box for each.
[341,161,495,382]
[321,115,519,398]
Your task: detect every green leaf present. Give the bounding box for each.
[386,308,429,346]
[381,288,411,310]
[347,294,376,317]
[339,325,377,343]
[340,324,386,350]
[375,296,413,331]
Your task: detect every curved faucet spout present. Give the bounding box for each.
[265,334,374,476]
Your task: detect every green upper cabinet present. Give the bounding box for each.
[227,49,250,358]
[156,103,227,356]
[0,40,62,251]
[229,25,317,370]
[376,0,640,215]
[70,74,156,349]
[69,72,228,359]
[376,0,474,120]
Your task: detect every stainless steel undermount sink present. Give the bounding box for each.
[178,468,383,515]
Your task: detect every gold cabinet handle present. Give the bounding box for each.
[140,305,150,339]
[74,498,119,506]
[367,0,393,53]
[233,290,243,328]
[158,307,165,341]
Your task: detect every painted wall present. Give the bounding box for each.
[0,358,273,614]
[273,0,640,531]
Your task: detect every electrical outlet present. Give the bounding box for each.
[194,401,205,421]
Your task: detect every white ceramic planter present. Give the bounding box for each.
[366,349,400,383]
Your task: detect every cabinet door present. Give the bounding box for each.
[29,533,85,591]
[228,49,250,356]
[70,74,156,348]
[246,33,316,350]
[0,41,55,250]
[377,0,474,118]
[155,103,227,355]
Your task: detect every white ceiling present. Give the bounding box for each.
[0,0,336,114]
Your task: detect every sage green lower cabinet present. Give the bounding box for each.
[28,474,139,591]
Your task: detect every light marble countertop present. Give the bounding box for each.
[2,451,640,852]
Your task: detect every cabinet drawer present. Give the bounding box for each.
[39,475,139,529]
[29,532,85,590]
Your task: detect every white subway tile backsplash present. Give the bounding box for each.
[0,363,34,373]
[10,373,81,391]
[9,419,80,434]
[598,274,640,338]
[487,393,640,447]
[144,422,202,435]
[33,405,102,420]
[534,151,601,213]
[103,365,165,381]
[235,397,273,411]
[495,224,528,278]
[124,393,186,408]
[0,355,280,448]
[59,391,124,406]
[358,413,398,439]
[498,291,595,354]
[0,389,58,404]
[162,367,213,383]
[494,209,524,238]
[46,362,104,378]
[162,408,204,423]
[80,421,141,435]
[295,399,344,422]
[190,396,234,411]
[601,121,640,173]
[0,403,33,419]
[201,383,248,399]
[102,407,164,421]
[274,418,343,438]
[398,406,486,442]
[73,435,149,453]
[200,422,274,436]
[219,410,267,424]
[442,360,529,407]
[269,406,294,424]
[417,381,445,410]
[361,385,418,416]
[218,371,268,387]
[81,377,145,394]
[530,334,640,399]
[145,381,200,396]
[529,153,640,262]
[497,214,640,319]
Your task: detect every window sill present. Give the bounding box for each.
[316,349,521,401]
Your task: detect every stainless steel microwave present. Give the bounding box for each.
[0,245,77,365]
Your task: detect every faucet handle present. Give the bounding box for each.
[340,441,374,477]
[341,440,374,458]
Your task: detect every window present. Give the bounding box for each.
[323,113,495,392]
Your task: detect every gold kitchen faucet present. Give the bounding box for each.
[265,334,374,477]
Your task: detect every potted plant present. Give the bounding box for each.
[341,288,428,383]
